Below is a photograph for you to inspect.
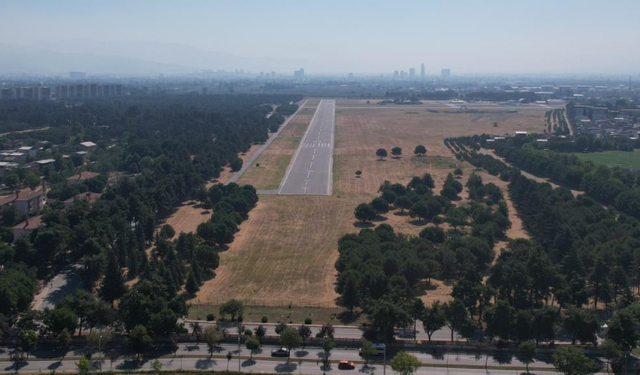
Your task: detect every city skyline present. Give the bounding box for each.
[1,0,639,76]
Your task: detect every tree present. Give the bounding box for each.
[445,207,467,229]
[563,308,599,345]
[230,157,243,172]
[391,147,402,158]
[409,201,431,222]
[298,325,312,348]
[195,245,220,270]
[275,322,288,335]
[414,145,427,156]
[254,325,266,345]
[279,327,302,361]
[355,170,362,178]
[553,346,596,375]
[58,328,72,351]
[245,336,260,360]
[44,307,78,336]
[376,148,388,160]
[390,351,421,375]
[150,359,163,373]
[483,299,514,341]
[128,325,152,357]
[100,251,127,304]
[19,329,38,359]
[219,299,244,321]
[322,337,336,367]
[185,270,200,296]
[204,325,225,356]
[601,339,622,375]
[76,356,92,375]
[159,224,175,240]
[360,340,377,366]
[87,330,112,357]
[354,203,376,223]
[606,309,639,350]
[149,308,177,336]
[394,196,412,214]
[422,301,446,342]
[518,341,537,374]
[23,173,41,191]
[371,197,389,216]
[340,271,361,312]
[443,299,475,341]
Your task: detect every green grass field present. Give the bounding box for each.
[572,150,640,170]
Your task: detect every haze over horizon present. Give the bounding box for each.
[1,0,639,76]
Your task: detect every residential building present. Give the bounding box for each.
[63,192,102,208]
[12,215,43,241]
[0,190,46,215]
[66,171,100,185]
[441,69,451,78]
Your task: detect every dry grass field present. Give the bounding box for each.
[195,103,546,309]
[236,108,315,190]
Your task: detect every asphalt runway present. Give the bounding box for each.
[279,99,335,195]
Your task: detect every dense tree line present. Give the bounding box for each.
[449,135,640,221]
[338,172,511,340]
[0,94,288,342]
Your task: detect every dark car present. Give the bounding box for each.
[338,360,356,370]
[271,347,290,357]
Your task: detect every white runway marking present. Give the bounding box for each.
[307,171,311,178]
[309,162,314,169]
[313,149,317,154]
[312,155,315,161]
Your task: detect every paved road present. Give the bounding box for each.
[226,99,308,185]
[0,357,571,375]
[0,343,570,374]
[31,263,83,311]
[279,99,335,195]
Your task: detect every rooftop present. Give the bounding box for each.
[67,172,100,181]
[13,215,43,231]
[64,192,102,205]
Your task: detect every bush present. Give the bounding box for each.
[244,329,253,336]
[261,316,268,323]
[206,313,215,322]
[238,315,243,323]
[304,318,312,325]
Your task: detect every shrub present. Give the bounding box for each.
[244,329,253,336]
[206,313,215,322]
[261,316,268,323]
[304,318,312,325]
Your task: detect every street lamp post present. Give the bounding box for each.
[383,343,387,375]
[98,334,103,372]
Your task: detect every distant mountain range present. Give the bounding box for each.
[0,39,304,76]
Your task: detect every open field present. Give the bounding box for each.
[236,108,315,190]
[195,102,547,310]
[572,150,640,170]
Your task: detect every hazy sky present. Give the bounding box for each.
[2,0,640,74]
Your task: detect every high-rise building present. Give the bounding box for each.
[409,68,416,78]
[441,68,451,78]
[393,70,399,78]
[400,70,407,78]
[421,63,425,80]
[294,68,305,78]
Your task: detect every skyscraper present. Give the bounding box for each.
[421,63,425,80]
[409,68,415,78]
